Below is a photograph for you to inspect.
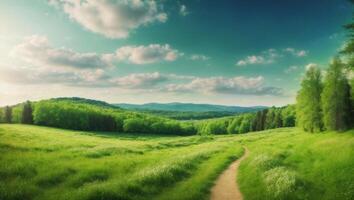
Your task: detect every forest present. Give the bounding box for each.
[0,98,296,135]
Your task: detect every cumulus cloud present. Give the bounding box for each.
[237,55,269,66]
[190,54,210,61]
[51,0,167,39]
[111,72,168,88]
[114,44,180,64]
[165,76,283,96]
[237,48,308,66]
[0,66,110,87]
[179,5,189,16]
[12,35,181,71]
[283,48,308,57]
[284,65,299,74]
[11,35,112,70]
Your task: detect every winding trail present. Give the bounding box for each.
[210,147,249,200]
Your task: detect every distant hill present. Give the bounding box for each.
[52,97,120,109]
[114,102,266,113]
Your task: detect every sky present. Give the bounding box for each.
[0,0,352,106]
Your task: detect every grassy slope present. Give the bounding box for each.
[0,124,243,200]
[238,128,354,200]
[0,125,353,200]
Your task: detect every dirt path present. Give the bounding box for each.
[210,147,249,200]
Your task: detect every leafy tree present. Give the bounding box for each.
[281,105,296,127]
[274,110,283,128]
[21,101,33,124]
[265,108,276,129]
[227,116,243,134]
[4,106,12,123]
[239,114,253,133]
[123,118,150,133]
[321,57,351,131]
[296,66,323,132]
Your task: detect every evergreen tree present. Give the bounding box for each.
[21,101,33,124]
[296,66,323,132]
[255,111,263,131]
[274,109,283,128]
[321,57,351,131]
[341,0,354,127]
[4,106,12,123]
[260,109,268,130]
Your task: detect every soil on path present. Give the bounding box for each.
[210,147,249,200]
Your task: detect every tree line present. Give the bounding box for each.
[0,99,197,135]
[296,1,354,132]
[195,105,295,135]
[0,98,296,135]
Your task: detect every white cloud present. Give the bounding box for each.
[165,76,283,96]
[12,35,181,70]
[284,65,298,74]
[237,47,308,66]
[111,72,168,88]
[236,49,280,66]
[115,44,180,64]
[236,55,269,66]
[51,0,167,39]
[0,66,110,87]
[179,5,189,16]
[283,48,308,57]
[11,35,112,70]
[190,54,210,61]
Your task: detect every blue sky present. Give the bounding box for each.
[0,0,352,106]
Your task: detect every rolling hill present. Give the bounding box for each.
[115,102,267,113]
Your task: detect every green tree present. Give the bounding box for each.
[227,116,243,134]
[21,101,33,124]
[4,106,12,123]
[296,66,323,132]
[321,57,351,131]
[265,108,276,129]
[341,0,354,127]
[281,105,296,127]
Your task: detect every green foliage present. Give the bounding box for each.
[281,105,296,127]
[0,107,4,123]
[1,97,296,136]
[239,114,254,133]
[227,116,243,134]
[21,101,33,124]
[4,106,12,123]
[136,110,236,120]
[199,120,228,135]
[123,118,151,133]
[322,57,351,131]
[296,66,323,132]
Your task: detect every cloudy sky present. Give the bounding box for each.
[0,0,352,106]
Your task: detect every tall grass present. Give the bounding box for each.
[238,128,354,200]
[0,124,242,200]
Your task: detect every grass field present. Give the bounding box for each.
[0,124,353,200]
[238,128,354,200]
[0,124,243,200]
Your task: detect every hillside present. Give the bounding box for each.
[1,97,294,136]
[0,124,353,200]
[115,102,266,113]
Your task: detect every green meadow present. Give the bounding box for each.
[0,124,353,200]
